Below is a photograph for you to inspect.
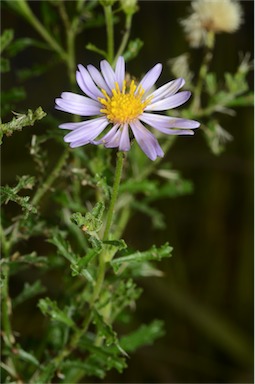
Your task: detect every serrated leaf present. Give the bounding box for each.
[1,251,48,269]
[1,176,37,217]
[103,239,127,250]
[109,279,142,320]
[47,230,77,264]
[111,243,173,272]
[0,107,46,144]
[71,201,105,233]
[79,335,127,374]
[13,281,46,307]
[72,247,99,271]
[93,310,128,356]
[38,298,75,328]
[120,320,165,353]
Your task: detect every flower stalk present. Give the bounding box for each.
[103,4,115,64]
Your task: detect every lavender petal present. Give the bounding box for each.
[77,65,103,100]
[130,120,164,161]
[92,124,120,144]
[137,63,162,94]
[140,113,200,129]
[145,91,191,111]
[100,60,117,91]
[64,117,108,143]
[87,64,112,94]
[119,123,130,152]
[148,78,185,103]
[115,56,125,89]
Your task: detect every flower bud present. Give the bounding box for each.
[119,0,138,15]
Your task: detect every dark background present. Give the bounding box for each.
[1,1,254,383]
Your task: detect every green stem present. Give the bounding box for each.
[1,225,18,378]
[34,152,125,379]
[1,265,15,349]
[103,151,125,241]
[91,151,125,304]
[31,149,69,206]
[16,0,67,61]
[113,13,132,65]
[104,4,114,63]
[192,32,215,113]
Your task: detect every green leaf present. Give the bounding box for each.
[48,230,78,264]
[204,120,233,155]
[61,359,105,379]
[85,43,107,58]
[146,179,193,201]
[17,56,60,81]
[13,281,46,307]
[0,29,14,53]
[79,334,128,375]
[40,1,59,34]
[121,261,164,278]
[1,251,48,270]
[15,346,40,366]
[71,201,105,233]
[38,298,76,328]
[0,57,10,73]
[93,310,128,356]
[0,176,37,218]
[225,93,254,108]
[120,320,165,353]
[70,248,99,278]
[0,107,46,144]
[123,38,144,62]
[109,279,142,321]
[224,71,248,95]
[205,72,217,96]
[6,37,49,56]
[33,361,56,384]
[120,179,158,195]
[111,243,173,273]
[103,239,127,250]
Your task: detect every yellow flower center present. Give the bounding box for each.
[98,80,151,124]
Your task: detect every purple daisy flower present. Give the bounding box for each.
[55,56,199,161]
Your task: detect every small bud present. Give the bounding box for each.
[119,0,138,15]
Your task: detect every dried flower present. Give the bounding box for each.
[55,57,199,161]
[181,0,243,48]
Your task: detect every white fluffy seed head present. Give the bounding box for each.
[181,0,243,48]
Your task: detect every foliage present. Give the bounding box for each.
[0,1,252,383]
